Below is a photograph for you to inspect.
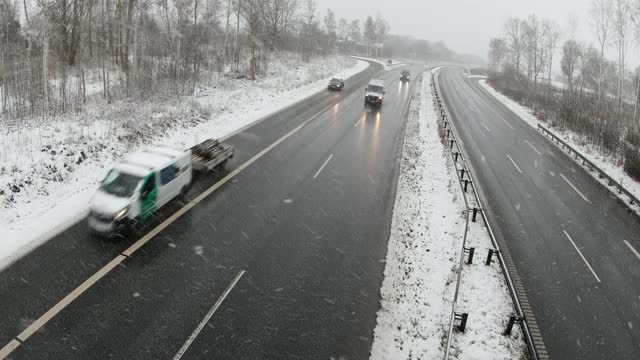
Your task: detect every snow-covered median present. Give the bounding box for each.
[369,73,526,359]
[480,79,640,209]
[0,54,369,269]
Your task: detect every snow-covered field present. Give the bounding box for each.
[0,54,369,269]
[370,73,525,359]
[480,79,640,210]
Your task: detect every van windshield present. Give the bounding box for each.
[367,85,383,94]
[100,170,143,198]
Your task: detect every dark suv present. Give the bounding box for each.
[328,78,345,91]
[401,70,410,82]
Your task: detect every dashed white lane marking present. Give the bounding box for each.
[524,139,542,155]
[481,122,491,133]
[560,173,591,203]
[507,154,523,173]
[564,230,602,283]
[313,154,334,179]
[354,115,365,127]
[0,99,339,360]
[172,270,246,360]
[624,240,640,261]
[0,341,20,359]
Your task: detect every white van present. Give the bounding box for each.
[88,145,193,236]
[365,79,385,107]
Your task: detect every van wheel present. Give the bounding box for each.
[181,183,191,196]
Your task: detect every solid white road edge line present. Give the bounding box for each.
[507,154,523,173]
[0,100,339,360]
[624,240,640,261]
[313,154,334,179]
[481,122,491,133]
[172,270,246,360]
[564,230,602,283]
[560,173,591,203]
[524,139,542,156]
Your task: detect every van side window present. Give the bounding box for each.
[160,166,176,185]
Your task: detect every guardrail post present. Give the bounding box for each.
[442,113,446,122]
[450,139,455,149]
[446,129,451,138]
[453,152,460,162]
[464,179,471,192]
[504,315,524,336]
[464,246,475,264]
[472,207,480,222]
[460,169,466,179]
[485,249,499,265]
[454,312,469,332]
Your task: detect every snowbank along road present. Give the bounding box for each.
[437,67,640,359]
[0,61,425,359]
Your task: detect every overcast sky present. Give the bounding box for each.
[319,0,637,65]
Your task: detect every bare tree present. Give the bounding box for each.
[591,0,613,99]
[542,20,561,87]
[337,17,348,41]
[613,0,631,111]
[488,38,507,71]
[324,9,336,50]
[348,19,361,52]
[262,0,297,51]
[505,17,525,73]
[301,0,317,62]
[523,14,546,86]
[374,14,388,57]
[561,39,583,91]
[363,15,375,56]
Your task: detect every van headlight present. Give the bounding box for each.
[113,207,129,221]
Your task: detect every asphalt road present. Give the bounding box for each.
[438,68,640,359]
[0,61,424,359]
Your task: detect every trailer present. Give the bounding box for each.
[191,139,235,171]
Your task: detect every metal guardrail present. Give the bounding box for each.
[430,72,539,360]
[537,123,640,207]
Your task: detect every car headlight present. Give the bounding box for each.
[113,207,129,221]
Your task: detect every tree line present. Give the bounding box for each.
[487,0,640,181]
[0,0,395,120]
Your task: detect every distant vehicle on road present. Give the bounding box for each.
[401,70,411,82]
[387,59,393,66]
[365,79,385,107]
[88,140,234,237]
[327,78,345,91]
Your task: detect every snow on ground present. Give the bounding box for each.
[479,79,640,209]
[370,72,526,360]
[450,214,527,359]
[0,54,369,269]
[351,56,413,70]
[466,75,488,79]
[369,73,465,360]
